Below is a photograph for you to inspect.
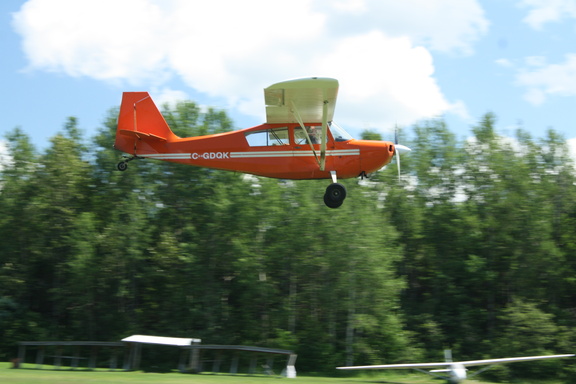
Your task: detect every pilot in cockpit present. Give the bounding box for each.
[308,126,320,144]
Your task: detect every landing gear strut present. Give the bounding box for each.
[324,183,347,209]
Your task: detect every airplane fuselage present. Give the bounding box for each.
[449,364,467,383]
[117,122,396,180]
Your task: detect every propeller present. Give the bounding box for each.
[394,128,411,179]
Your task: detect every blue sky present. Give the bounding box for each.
[1,0,575,157]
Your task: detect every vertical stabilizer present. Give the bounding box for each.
[114,92,179,154]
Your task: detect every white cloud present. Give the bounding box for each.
[318,0,489,54]
[0,140,13,173]
[568,137,576,162]
[516,54,576,105]
[518,0,576,29]
[495,58,514,68]
[12,0,488,133]
[152,88,190,109]
[525,55,548,67]
[310,31,456,128]
[13,0,171,85]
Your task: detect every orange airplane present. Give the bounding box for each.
[114,77,410,208]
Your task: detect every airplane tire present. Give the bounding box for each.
[324,183,346,208]
[324,193,343,208]
[117,161,128,172]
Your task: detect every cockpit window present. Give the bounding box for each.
[329,122,354,142]
[294,123,353,145]
[245,127,289,146]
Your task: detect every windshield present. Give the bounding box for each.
[329,122,354,141]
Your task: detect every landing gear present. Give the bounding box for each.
[324,182,346,209]
[117,156,139,172]
[117,161,128,171]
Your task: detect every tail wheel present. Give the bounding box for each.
[117,161,128,172]
[324,183,346,208]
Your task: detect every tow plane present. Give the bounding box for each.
[114,77,410,208]
[337,350,574,383]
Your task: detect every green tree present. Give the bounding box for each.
[2,101,576,379]
[486,300,569,381]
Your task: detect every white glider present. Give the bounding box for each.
[337,350,574,383]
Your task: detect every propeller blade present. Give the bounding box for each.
[396,145,401,177]
[395,144,411,154]
[395,144,411,179]
[394,127,411,179]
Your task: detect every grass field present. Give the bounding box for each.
[0,362,567,384]
[0,362,445,384]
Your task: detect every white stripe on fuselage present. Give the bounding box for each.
[139,149,360,160]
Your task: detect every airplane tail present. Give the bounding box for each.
[114,92,179,155]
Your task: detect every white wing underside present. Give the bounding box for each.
[337,354,574,370]
[264,77,338,124]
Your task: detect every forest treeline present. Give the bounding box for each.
[1,101,576,381]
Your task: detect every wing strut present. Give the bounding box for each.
[319,99,328,171]
[289,98,330,171]
[290,100,324,169]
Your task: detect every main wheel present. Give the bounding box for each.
[324,183,347,208]
[117,161,128,172]
[324,193,344,208]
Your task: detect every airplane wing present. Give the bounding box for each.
[337,362,452,370]
[458,354,574,367]
[264,77,338,124]
[337,354,574,370]
[264,77,338,172]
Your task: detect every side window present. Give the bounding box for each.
[294,127,307,144]
[294,126,321,145]
[245,127,289,146]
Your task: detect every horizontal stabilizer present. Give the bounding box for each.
[119,129,167,142]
